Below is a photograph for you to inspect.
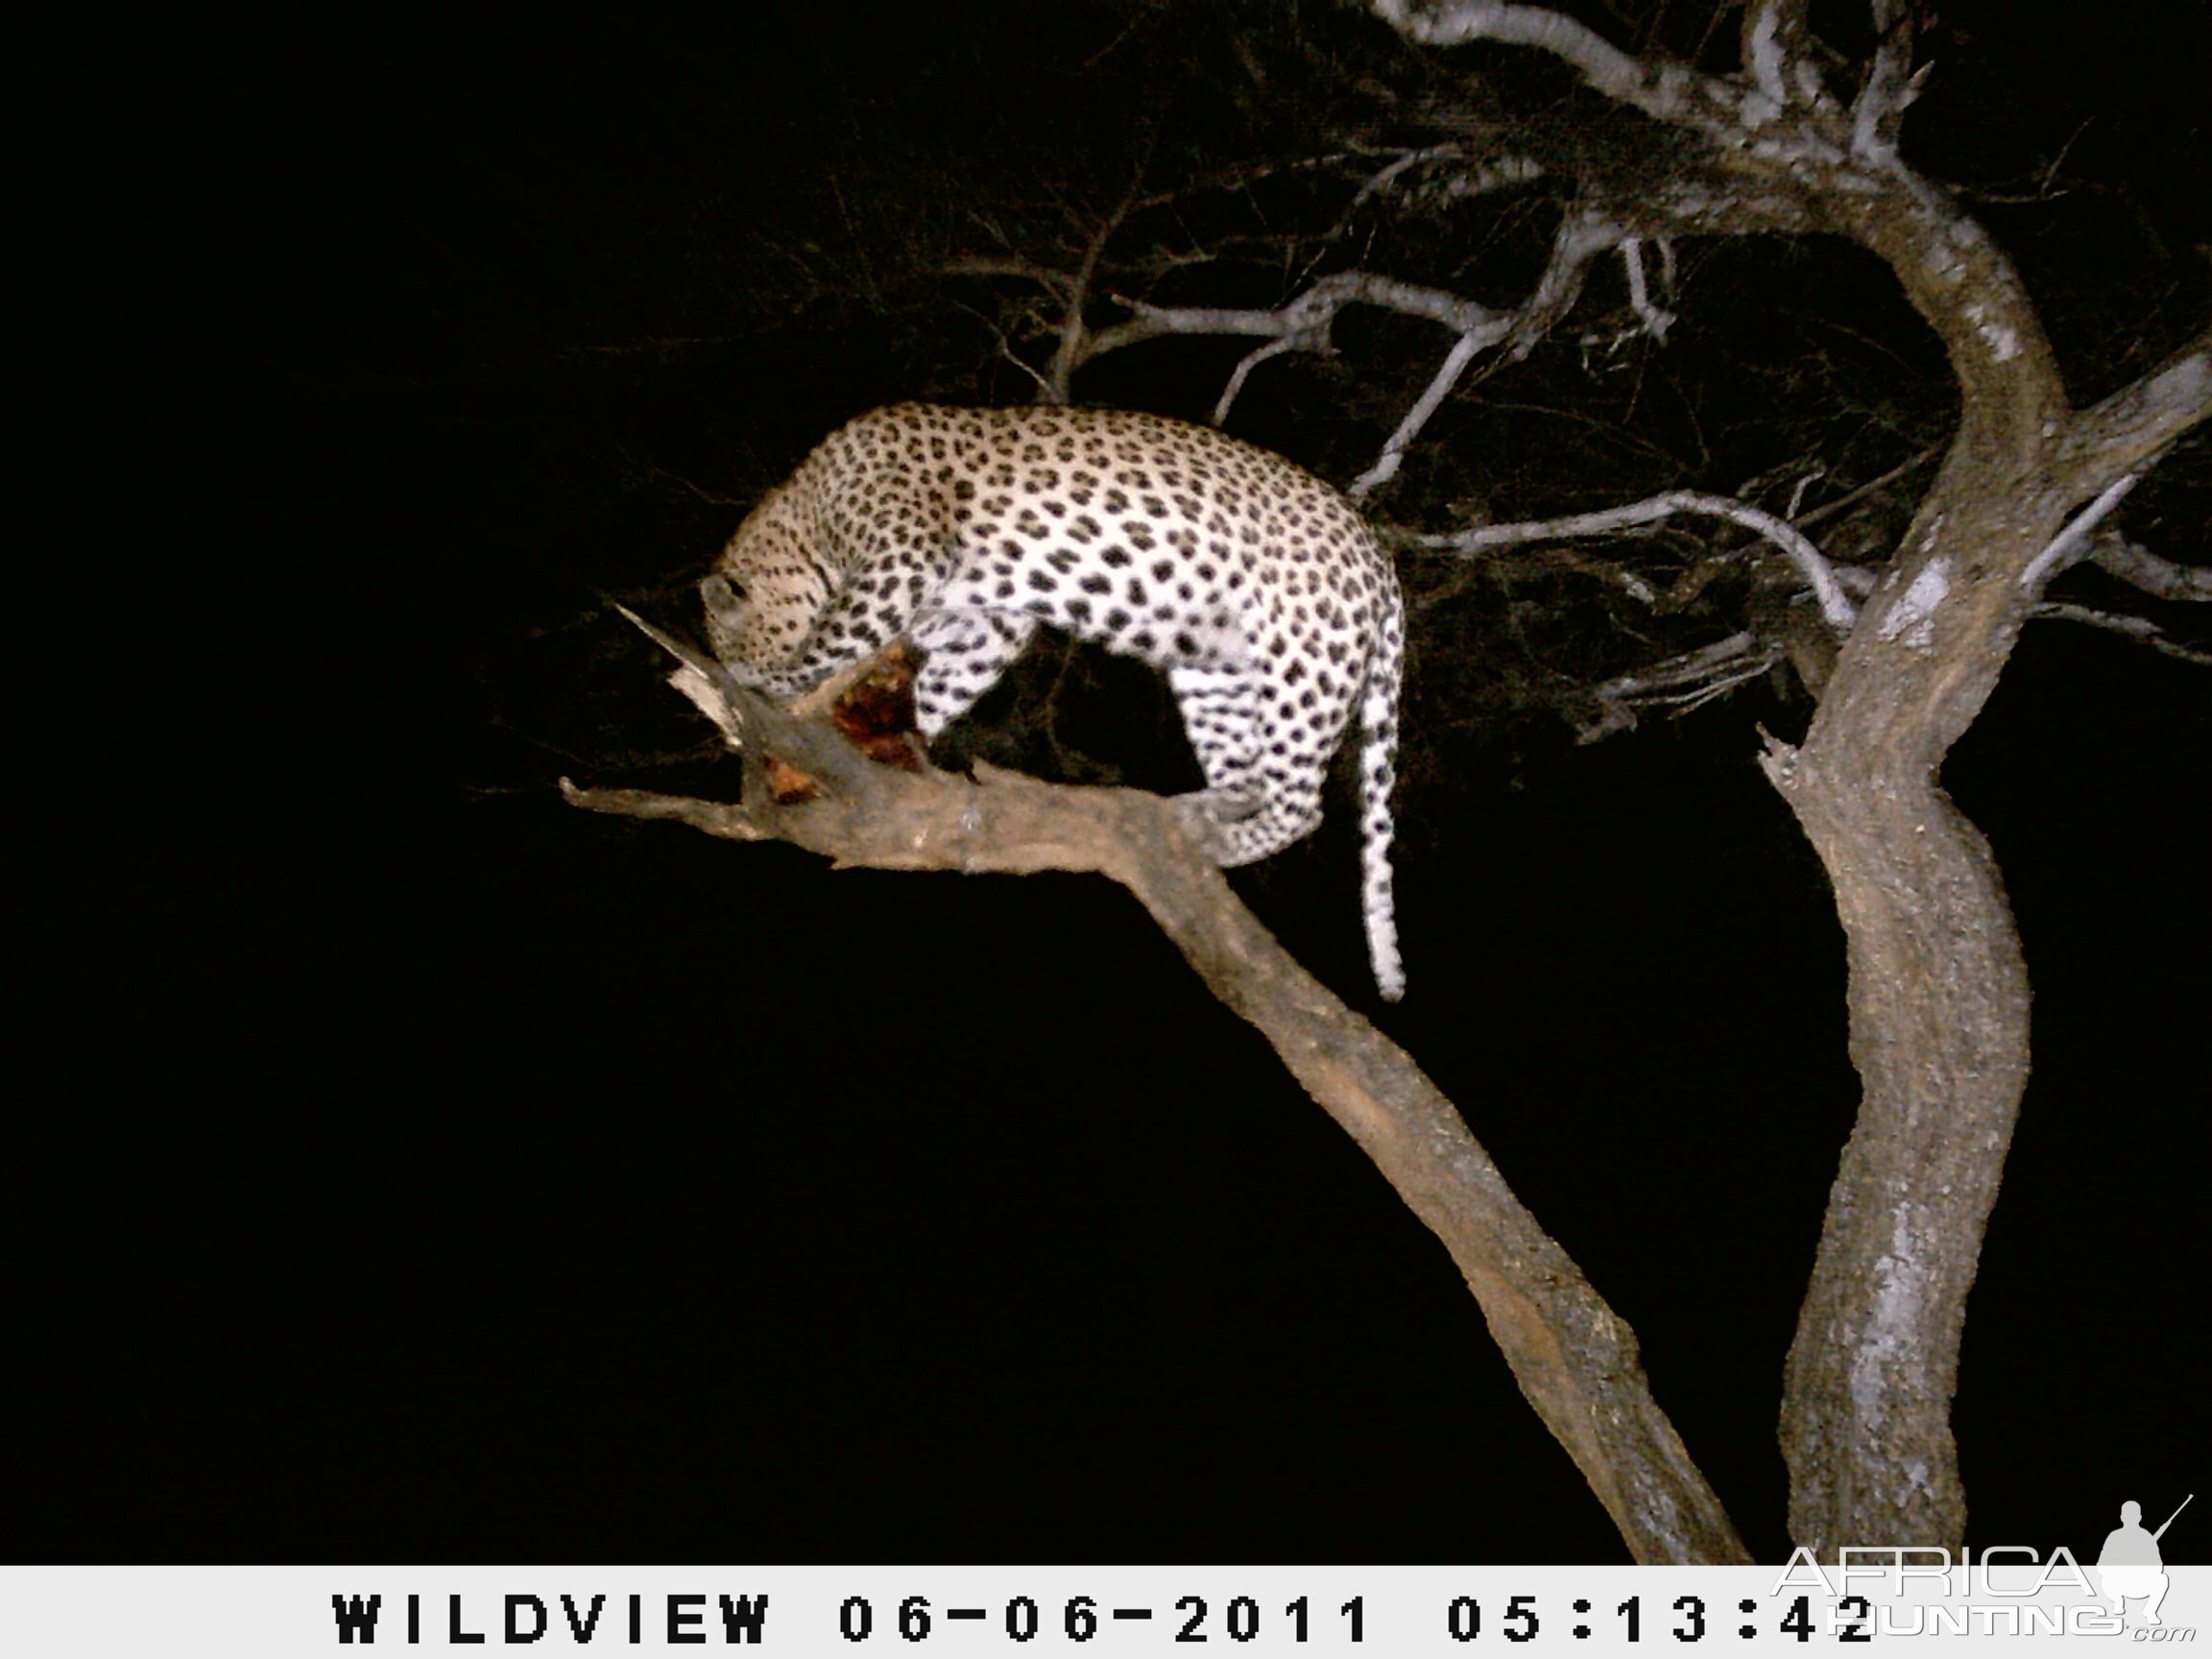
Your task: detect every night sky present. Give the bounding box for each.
[37,4,2206,1567]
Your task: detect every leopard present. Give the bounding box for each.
[699,401,1407,1000]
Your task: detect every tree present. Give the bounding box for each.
[565,1,2207,1562]
[1365,0,2209,1562]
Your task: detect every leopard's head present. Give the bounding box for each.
[700,489,830,679]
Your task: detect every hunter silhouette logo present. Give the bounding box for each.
[2099,1494,2192,1626]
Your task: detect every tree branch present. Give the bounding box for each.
[1849,0,1924,164]
[1343,208,1626,495]
[566,665,1752,1565]
[2086,535,2212,602]
[1792,447,1938,529]
[1082,270,1515,440]
[1578,632,1784,742]
[2057,326,2212,494]
[1087,269,1509,364]
[1408,488,1861,628]
[2032,602,2212,666]
[2019,474,2141,594]
[1349,329,1496,499]
[1376,1,1656,107]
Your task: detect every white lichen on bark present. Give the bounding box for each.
[1876,557,1951,647]
[1849,1202,1933,1429]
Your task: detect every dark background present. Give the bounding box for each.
[33,3,2205,1566]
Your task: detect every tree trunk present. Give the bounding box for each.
[1749,172,2064,1554]
[1757,468,2046,1557]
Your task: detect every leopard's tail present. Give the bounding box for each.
[1357,585,1406,1002]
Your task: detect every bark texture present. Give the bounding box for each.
[1759,168,2207,1568]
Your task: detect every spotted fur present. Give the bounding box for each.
[701,402,1406,999]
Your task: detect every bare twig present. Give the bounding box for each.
[1850,0,1921,164]
[1212,337,1304,425]
[1793,447,1939,528]
[2086,535,2212,602]
[1579,632,1783,741]
[1377,1,1652,105]
[1091,270,1506,360]
[1080,270,1514,442]
[2032,602,2212,665]
[1411,490,1860,628]
[1621,237,1676,340]
[1349,329,1496,498]
[1345,208,1628,494]
[2019,474,2140,593]
[1339,143,1465,224]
